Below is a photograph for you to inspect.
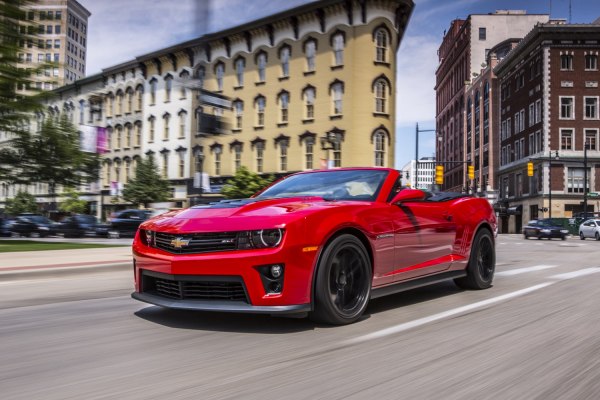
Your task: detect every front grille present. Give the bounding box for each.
[142,271,249,303]
[155,231,238,254]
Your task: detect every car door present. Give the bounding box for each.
[390,199,456,281]
[584,220,596,238]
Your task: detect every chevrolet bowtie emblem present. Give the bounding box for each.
[170,237,191,248]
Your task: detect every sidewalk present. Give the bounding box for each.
[0,247,133,278]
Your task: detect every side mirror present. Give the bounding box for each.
[390,188,426,204]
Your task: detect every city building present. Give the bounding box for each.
[435,11,550,192]
[17,0,90,92]
[495,21,600,233]
[400,157,436,190]
[1,0,415,217]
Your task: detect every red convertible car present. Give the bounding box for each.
[132,168,497,325]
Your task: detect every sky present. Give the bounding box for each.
[78,0,600,169]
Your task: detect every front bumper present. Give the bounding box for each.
[131,292,310,314]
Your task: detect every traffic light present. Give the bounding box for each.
[527,162,534,177]
[435,165,444,185]
[468,165,474,180]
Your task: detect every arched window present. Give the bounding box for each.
[332,32,344,66]
[232,143,242,172]
[124,123,132,148]
[215,62,224,91]
[163,113,170,140]
[149,78,157,104]
[114,125,122,149]
[256,51,267,82]
[303,86,316,119]
[275,136,290,172]
[253,140,265,173]
[178,110,187,138]
[330,81,343,115]
[148,115,155,143]
[254,96,265,126]
[195,66,205,89]
[164,74,173,102]
[374,130,386,167]
[116,90,123,115]
[304,39,316,72]
[279,45,290,77]
[179,70,189,99]
[374,27,389,63]
[234,57,245,87]
[278,91,289,123]
[233,100,243,129]
[135,85,143,111]
[212,145,222,175]
[126,87,133,113]
[374,79,387,113]
[134,122,142,147]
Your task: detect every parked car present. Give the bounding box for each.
[132,167,498,325]
[0,217,15,237]
[522,219,569,240]
[108,209,152,238]
[578,219,600,240]
[10,214,56,237]
[54,214,102,238]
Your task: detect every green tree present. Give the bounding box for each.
[0,0,52,181]
[58,188,87,214]
[221,166,275,199]
[122,155,171,208]
[4,115,100,199]
[4,190,37,215]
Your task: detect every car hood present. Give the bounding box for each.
[141,196,352,233]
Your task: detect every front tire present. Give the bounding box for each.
[596,232,600,241]
[310,234,372,325]
[580,232,585,240]
[455,229,495,290]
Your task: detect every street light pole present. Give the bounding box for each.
[415,123,436,189]
[548,150,559,220]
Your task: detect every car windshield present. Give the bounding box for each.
[256,169,389,202]
[75,215,97,224]
[27,216,51,224]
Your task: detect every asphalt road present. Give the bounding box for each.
[1,235,599,400]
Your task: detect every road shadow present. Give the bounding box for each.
[134,280,466,333]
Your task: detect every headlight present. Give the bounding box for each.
[139,229,154,246]
[561,229,569,233]
[39,226,49,230]
[250,229,283,248]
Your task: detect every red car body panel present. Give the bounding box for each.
[131,168,496,313]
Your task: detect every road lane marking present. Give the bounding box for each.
[345,283,553,345]
[496,265,558,276]
[550,267,600,280]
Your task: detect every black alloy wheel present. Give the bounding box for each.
[455,229,495,290]
[311,234,372,325]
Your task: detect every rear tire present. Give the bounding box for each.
[310,234,371,325]
[596,232,600,241]
[580,232,585,240]
[455,229,495,290]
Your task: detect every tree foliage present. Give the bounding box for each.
[221,166,275,199]
[58,188,87,214]
[122,155,171,208]
[4,190,37,215]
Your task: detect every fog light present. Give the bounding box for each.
[270,264,283,278]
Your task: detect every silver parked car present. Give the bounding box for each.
[579,219,600,240]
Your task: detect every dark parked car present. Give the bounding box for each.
[10,214,56,237]
[0,217,15,237]
[108,209,152,238]
[523,219,569,240]
[55,214,102,238]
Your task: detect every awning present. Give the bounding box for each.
[507,205,523,215]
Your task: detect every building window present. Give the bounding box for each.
[233,144,242,172]
[255,141,264,173]
[279,46,290,77]
[125,124,132,148]
[560,96,574,119]
[585,129,598,150]
[149,79,157,105]
[303,87,315,120]
[164,75,172,102]
[235,57,245,87]
[233,100,243,130]
[179,71,189,99]
[479,27,486,40]
[213,146,222,176]
[567,168,588,193]
[163,113,170,140]
[178,111,187,138]
[116,91,123,115]
[374,79,387,113]
[162,153,168,178]
[215,62,224,91]
[179,153,185,178]
[278,140,289,172]
[584,97,599,119]
[195,66,205,89]
[278,91,289,123]
[374,130,386,167]
[134,123,141,147]
[585,54,598,70]
[305,139,314,170]
[331,81,343,115]
[255,96,265,126]
[305,39,316,72]
[256,52,267,82]
[374,28,389,63]
[332,32,344,66]
[332,141,341,167]
[148,116,155,142]
[115,126,122,149]
[136,86,143,111]
[560,53,573,70]
[560,128,574,150]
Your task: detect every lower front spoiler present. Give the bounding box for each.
[132,292,311,314]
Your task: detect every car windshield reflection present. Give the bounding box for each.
[256,169,389,202]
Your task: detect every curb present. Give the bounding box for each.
[0,261,132,281]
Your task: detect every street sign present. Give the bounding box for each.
[589,192,598,197]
